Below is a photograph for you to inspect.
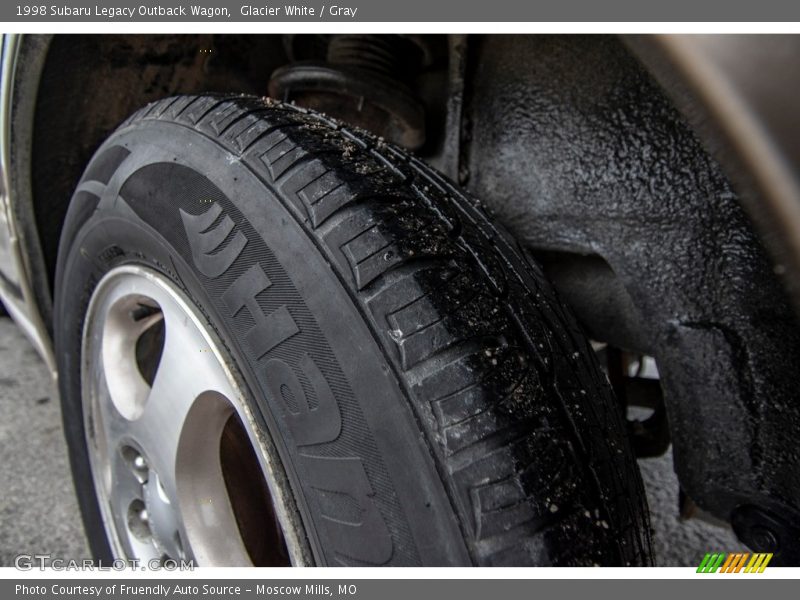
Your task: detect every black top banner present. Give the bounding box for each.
[2,0,800,22]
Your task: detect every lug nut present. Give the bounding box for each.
[127,499,152,542]
[122,446,149,483]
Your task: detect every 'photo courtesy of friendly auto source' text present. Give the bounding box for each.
[15,584,360,596]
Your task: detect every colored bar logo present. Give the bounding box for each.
[697,552,773,573]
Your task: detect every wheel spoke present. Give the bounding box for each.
[128,305,221,498]
[138,364,191,479]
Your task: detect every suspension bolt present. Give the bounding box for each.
[731,504,800,563]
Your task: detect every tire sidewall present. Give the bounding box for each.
[55,120,470,567]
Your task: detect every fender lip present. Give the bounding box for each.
[0,33,56,380]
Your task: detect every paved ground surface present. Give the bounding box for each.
[637,445,746,564]
[0,315,744,567]
[0,317,89,566]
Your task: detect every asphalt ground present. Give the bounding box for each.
[0,316,744,567]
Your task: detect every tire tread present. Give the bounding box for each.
[128,94,653,566]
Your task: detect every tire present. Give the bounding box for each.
[55,94,653,566]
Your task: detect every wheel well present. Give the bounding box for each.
[30,34,288,297]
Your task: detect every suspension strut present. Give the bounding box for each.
[268,35,428,149]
